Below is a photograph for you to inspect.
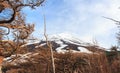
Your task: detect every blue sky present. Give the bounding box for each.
[0,8,14,21]
[22,0,120,48]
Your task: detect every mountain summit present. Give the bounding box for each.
[26,33,105,53]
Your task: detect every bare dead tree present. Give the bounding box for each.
[43,12,56,73]
[0,0,45,56]
[0,1,45,73]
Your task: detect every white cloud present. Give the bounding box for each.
[52,0,119,48]
[25,0,120,48]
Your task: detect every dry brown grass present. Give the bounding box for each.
[1,48,120,73]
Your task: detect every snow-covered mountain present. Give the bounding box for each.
[25,33,105,53]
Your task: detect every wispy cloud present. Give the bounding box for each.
[23,0,120,48]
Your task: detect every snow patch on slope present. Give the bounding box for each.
[56,45,68,53]
[3,53,39,66]
[78,47,92,53]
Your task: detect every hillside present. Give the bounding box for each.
[0,33,120,73]
[24,33,105,53]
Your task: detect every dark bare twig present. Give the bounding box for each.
[103,16,120,25]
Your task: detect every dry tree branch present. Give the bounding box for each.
[43,11,56,73]
[0,0,45,23]
[103,16,120,25]
[0,13,35,56]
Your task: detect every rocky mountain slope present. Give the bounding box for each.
[25,33,105,53]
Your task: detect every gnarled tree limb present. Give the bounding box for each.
[0,0,45,23]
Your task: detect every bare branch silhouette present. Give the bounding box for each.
[103,16,120,25]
